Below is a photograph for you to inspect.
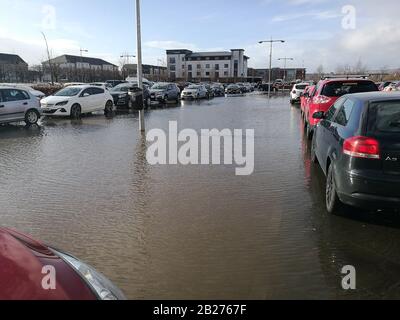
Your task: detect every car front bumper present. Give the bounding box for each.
[41,107,70,116]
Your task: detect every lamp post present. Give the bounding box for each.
[278,57,294,83]
[136,0,145,132]
[258,38,285,99]
[120,53,136,78]
[80,48,88,82]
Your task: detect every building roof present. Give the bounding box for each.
[0,53,27,65]
[46,54,117,67]
[167,49,250,60]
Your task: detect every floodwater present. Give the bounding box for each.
[1,93,400,299]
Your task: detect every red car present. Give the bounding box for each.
[0,227,126,300]
[304,78,378,139]
[301,85,316,117]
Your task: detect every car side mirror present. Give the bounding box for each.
[313,111,325,120]
[81,92,90,97]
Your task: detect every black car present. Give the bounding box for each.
[105,80,127,88]
[110,83,150,109]
[311,92,400,214]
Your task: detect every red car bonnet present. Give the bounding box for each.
[0,228,96,300]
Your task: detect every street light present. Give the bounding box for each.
[278,57,294,83]
[136,0,145,132]
[80,48,88,82]
[258,38,285,99]
[120,53,136,78]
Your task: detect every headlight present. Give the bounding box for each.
[119,93,128,98]
[55,101,69,106]
[52,249,126,300]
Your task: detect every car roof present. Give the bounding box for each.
[320,78,374,84]
[345,91,400,102]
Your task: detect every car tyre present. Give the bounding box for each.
[306,123,313,140]
[326,164,344,215]
[25,109,39,125]
[105,100,114,115]
[310,135,318,164]
[70,104,81,119]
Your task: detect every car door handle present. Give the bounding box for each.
[0,105,4,108]
[23,102,28,105]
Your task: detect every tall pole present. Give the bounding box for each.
[41,32,54,85]
[278,57,294,83]
[259,38,285,100]
[80,48,88,82]
[136,0,145,132]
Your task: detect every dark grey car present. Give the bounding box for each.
[149,83,180,104]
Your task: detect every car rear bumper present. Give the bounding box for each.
[337,169,400,209]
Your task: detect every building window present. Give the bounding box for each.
[206,64,210,69]
[188,65,192,71]
[215,72,219,78]
[182,57,185,61]
[169,57,176,64]
[224,64,229,68]
[197,64,201,69]
[206,72,210,76]
[206,57,210,60]
[215,64,219,70]
[182,65,185,69]
[170,65,176,71]
[224,71,229,76]
[197,72,201,76]
[197,57,201,61]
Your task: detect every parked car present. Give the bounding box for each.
[105,80,127,88]
[225,84,242,95]
[181,84,208,100]
[211,84,225,97]
[40,85,114,119]
[379,81,393,91]
[0,86,42,125]
[383,82,400,92]
[110,83,150,109]
[0,84,46,100]
[149,82,180,104]
[311,92,400,214]
[290,83,309,105]
[0,227,126,300]
[304,78,379,139]
[236,83,247,93]
[90,82,109,90]
[203,84,215,98]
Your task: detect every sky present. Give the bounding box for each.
[0,0,399,73]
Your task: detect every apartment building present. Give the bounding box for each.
[166,49,249,82]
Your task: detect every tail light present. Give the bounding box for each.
[313,95,331,104]
[343,136,380,159]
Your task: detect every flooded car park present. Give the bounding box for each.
[1,93,400,299]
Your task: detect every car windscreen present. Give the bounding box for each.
[368,100,400,133]
[54,87,82,96]
[322,81,378,97]
[295,85,307,90]
[152,84,169,90]
[187,85,200,89]
[111,86,130,92]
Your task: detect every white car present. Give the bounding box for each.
[0,86,42,125]
[181,85,208,100]
[40,85,114,119]
[290,83,308,104]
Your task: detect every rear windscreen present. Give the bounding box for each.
[368,101,400,133]
[322,81,378,97]
[295,85,307,90]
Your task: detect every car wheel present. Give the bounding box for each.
[290,99,295,105]
[105,100,114,115]
[326,164,344,214]
[310,135,318,164]
[70,104,81,119]
[145,97,151,109]
[25,109,39,125]
[306,123,313,140]
[164,95,168,104]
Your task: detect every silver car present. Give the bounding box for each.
[0,86,42,125]
[149,82,180,104]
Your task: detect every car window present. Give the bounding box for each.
[2,89,29,102]
[81,89,92,96]
[368,100,400,133]
[90,87,105,95]
[325,97,345,121]
[321,81,378,97]
[333,99,355,126]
